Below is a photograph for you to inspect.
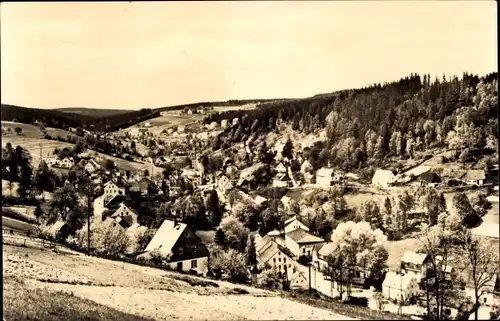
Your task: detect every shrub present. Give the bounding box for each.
[257,267,281,289]
[75,219,131,257]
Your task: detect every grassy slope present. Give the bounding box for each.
[2,121,78,140]
[1,242,410,320]
[3,276,155,321]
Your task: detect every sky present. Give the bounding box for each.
[1,1,497,110]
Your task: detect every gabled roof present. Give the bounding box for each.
[110,203,138,218]
[286,229,324,244]
[145,219,187,254]
[383,271,417,290]
[401,251,428,265]
[318,242,336,257]
[373,169,395,179]
[465,170,486,181]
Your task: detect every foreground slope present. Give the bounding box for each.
[3,241,353,320]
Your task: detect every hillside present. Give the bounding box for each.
[212,72,498,174]
[56,107,133,117]
[3,241,355,321]
[154,98,289,112]
[1,104,160,132]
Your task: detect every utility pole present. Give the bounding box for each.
[308,261,312,295]
[86,184,92,256]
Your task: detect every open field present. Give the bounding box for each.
[2,135,163,173]
[3,242,354,320]
[2,120,78,141]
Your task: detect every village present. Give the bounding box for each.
[4,104,498,320]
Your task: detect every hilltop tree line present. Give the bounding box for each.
[1,104,160,132]
[212,72,498,172]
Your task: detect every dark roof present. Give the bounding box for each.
[419,172,441,183]
[105,194,131,208]
[115,177,131,188]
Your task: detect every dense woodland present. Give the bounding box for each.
[211,73,498,172]
[1,104,160,132]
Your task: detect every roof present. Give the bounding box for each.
[145,219,187,254]
[401,251,428,265]
[286,229,324,244]
[383,271,417,290]
[465,170,486,181]
[253,195,268,206]
[419,172,441,183]
[316,168,334,178]
[373,169,395,180]
[318,242,336,257]
[256,235,273,252]
[110,203,138,218]
[274,172,290,181]
[267,229,282,237]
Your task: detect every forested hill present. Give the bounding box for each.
[154,98,288,112]
[212,72,498,172]
[1,104,160,132]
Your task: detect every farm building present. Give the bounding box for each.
[371,169,396,188]
[382,271,420,303]
[464,170,486,185]
[142,219,209,276]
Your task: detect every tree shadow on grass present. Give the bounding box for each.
[3,276,155,321]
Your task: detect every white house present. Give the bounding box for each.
[285,228,325,258]
[232,118,239,126]
[290,271,309,290]
[382,271,420,303]
[60,157,75,169]
[281,195,292,213]
[371,169,396,188]
[143,219,209,276]
[275,162,287,174]
[208,122,218,130]
[221,119,229,128]
[315,168,344,187]
[93,194,107,219]
[144,121,152,127]
[284,216,310,234]
[109,203,138,227]
[45,157,60,167]
[84,160,100,173]
[487,195,499,203]
[256,236,301,279]
[103,181,125,201]
[464,170,486,185]
[401,251,430,280]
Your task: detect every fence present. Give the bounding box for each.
[3,232,57,250]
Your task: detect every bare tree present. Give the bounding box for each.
[459,230,500,320]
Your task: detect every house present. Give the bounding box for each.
[382,271,420,303]
[273,172,293,188]
[371,169,396,188]
[177,125,185,133]
[290,271,309,290]
[93,194,107,218]
[256,236,301,279]
[208,122,218,130]
[221,119,229,128]
[103,181,126,201]
[464,170,486,185]
[154,156,169,167]
[232,118,239,126]
[419,172,442,186]
[401,251,430,279]
[44,157,60,167]
[315,168,345,187]
[84,159,101,173]
[275,162,287,174]
[487,195,499,203]
[109,203,139,228]
[465,274,500,307]
[143,219,209,276]
[130,177,155,196]
[60,157,75,169]
[285,228,325,258]
[144,121,152,127]
[284,216,310,234]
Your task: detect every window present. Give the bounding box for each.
[289,264,291,268]
[191,260,197,269]
[302,248,305,253]
[178,247,183,255]
[273,258,276,263]
[284,258,286,263]
[278,258,281,262]
[192,245,197,253]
